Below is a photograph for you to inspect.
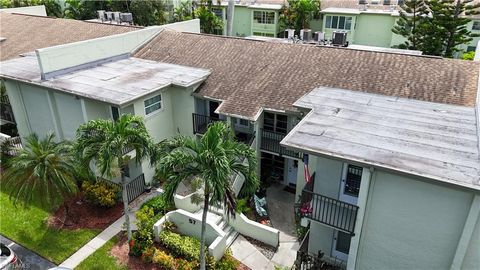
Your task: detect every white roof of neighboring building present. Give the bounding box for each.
[281,87,480,191]
[347,44,423,55]
[321,7,399,16]
[0,54,210,106]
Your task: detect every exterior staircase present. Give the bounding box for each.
[194,207,239,249]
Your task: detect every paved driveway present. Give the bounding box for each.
[0,235,56,270]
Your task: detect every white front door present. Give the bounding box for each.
[339,163,363,205]
[331,230,352,261]
[286,158,298,186]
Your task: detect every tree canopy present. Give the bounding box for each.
[279,0,321,34]
[392,0,480,57]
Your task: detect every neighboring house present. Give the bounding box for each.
[0,13,479,268]
[215,0,480,55]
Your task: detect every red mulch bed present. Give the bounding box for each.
[48,193,123,230]
[110,234,251,270]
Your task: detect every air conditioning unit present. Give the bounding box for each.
[332,31,348,47]
[300,29,312,42]
[120,13,133,23]
[112,12,121,23]
[314,31,325,43]
[97,10,105,21]
[105,11,113,22]
[285,28,295,39]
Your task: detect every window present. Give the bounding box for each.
[325,15,353,30]
[253,11,275,24]
[212,7,223,19]
[473,21,480,31]
[263,112,288,134]
[144,94,162,115]
[253,32,275,37]
[111,106,119,121]
[467,46,476,52]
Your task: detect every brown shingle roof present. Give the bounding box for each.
[134,31,479,119]
[0,13,139,61]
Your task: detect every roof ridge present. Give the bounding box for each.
[174,31,451,60]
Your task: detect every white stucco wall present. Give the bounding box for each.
[0,5,47,16]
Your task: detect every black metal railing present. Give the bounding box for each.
[98,173,145,203]
[192,113,225,134]
[234,131,256,146]
[260,128,300,158]
[300,189,359,235]
[0,102,15,123]
[126,174,146,203]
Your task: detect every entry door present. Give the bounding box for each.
[339,164,363,205]
[286,159,298,186]
[208,101,219,119]
[331,230,352,261]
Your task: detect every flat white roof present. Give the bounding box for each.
[0,54,210,106]
[281,87,480,191]
[347,44,423,55]
[321,7,399,16]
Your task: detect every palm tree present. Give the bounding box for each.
[1,133,77,211]
[155,122,259,270]
[75,114,154,241]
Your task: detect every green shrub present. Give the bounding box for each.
[158,230,202,261]
[216,249,240,270]
[462,51,475,61]
[152,249,176,270]
[162,220,177,232]
[176,258,198,270]
[131,206,159,257]
[141,195,173,215]
[82,181,120,207]
[141,246,155,263]
[235,198,252,215]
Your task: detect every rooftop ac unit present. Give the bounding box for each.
[300,29,312,42]
[112,12,121,23]
[314,31,325,43]
[285,28,295,39]
[97,10,105,21]
[120,13,133,23]
[332,31,348,47]
[105,11,113,22]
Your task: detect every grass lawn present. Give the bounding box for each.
[0,192,100,264]
[76,236,126,270]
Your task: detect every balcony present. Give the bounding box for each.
[299,186,359,235]
[260,128,300,158]
[0,99,15,123]
[192,113,225,135]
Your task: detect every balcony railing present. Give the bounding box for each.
[260,128,300,158]
[0,102,15,123]
[300,189,359,235]
[192,113,225,135]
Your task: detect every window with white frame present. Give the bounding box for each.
[253,10,275,24]
[144,94,162,115]
[473,21,480,31]
[325,15,353,30]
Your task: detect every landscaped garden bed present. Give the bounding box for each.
[48,192,123,230]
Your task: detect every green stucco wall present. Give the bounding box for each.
[462,212,480,269]
[355,171,475,269]
[354,14,396,47]
[232,6,252,37]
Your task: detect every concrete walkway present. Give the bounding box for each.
[231,183,299,269]
[59,191,159,269]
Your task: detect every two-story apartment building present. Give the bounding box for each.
[1,13,479,269]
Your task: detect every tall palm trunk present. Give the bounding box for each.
[122,172,132,241]
[199,192,210,270]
